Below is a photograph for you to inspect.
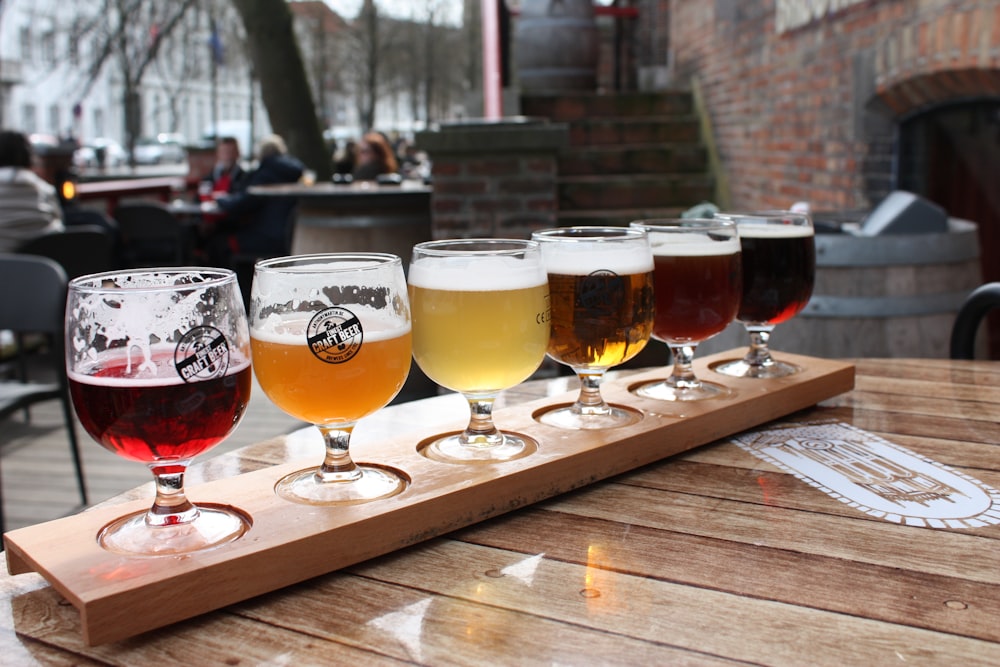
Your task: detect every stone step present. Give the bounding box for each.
[558,144,708,177]
[521,91,694,121]
[568,117,701,146]
[558,174,715,211]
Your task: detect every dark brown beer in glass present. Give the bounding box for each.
[737,224,815,325]
[712,211,815,379]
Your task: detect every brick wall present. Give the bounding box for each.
[415,121,568,239]
[668,0,1000,211]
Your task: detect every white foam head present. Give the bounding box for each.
[540,243,653,275]
[736,223,814,239]
[649,233,741,256]
[408,254,547,291]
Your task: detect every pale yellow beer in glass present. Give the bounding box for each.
[409,284,549,394]
[532,226,654,429]
[250,253,411,505]
[409,239,549,463]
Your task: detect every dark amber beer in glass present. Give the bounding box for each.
[652,250,742,343]
[737,224,816,325]
[547,269,654,369]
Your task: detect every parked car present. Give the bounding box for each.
[132,134,187,165]
[73,138,129,167]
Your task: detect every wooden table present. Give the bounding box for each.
[2,358,998,665]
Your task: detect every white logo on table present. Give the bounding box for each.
[732,421,1000,529]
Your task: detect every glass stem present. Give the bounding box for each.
[667,344,702,390]
[147,465,198,527]
[574,370,611,415]
[461,395,504,447]
[317,425,362,483]
[744,326,776,367]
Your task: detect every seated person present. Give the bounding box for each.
[205,136,246,197]
[204,134,303,265]
[352,132,398,181]
[332,139,356,177]
[0,129,64,252]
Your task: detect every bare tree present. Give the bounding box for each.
[69,0,199,163]
[229,0,330,178]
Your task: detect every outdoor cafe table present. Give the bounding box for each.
[1,357,998,665]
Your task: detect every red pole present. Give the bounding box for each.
[481,0,502,120]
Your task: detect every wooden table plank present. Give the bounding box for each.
[455,508,1000,643]
[345,541,1000,666]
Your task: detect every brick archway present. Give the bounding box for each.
[873,5,1000,117]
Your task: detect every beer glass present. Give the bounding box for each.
[630,219,742,401]
[409,239,550,462]
[713,211,815,378]
[532,226,655,429]
[66,268,252,556]
[250,253,411,505]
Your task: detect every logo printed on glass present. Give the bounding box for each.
[578,269,624,313]
[174,325,230,382]
[308,306,363,364]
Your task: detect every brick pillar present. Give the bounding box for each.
[415,119,568,239]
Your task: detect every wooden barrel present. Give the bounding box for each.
[702,218,983,359]
[513,0,598,93]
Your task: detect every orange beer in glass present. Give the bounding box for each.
[250,253,411,505]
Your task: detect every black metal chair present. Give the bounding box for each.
[18,225,117,279]
[0,254,89,534]
[112,202,187,268]
[949,282,1000,359]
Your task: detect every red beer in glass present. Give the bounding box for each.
[70,352,252,464]
[630,219,742,401]
[66,268,252,556]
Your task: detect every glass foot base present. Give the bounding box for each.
[275,465,407,506]
[536,404,643,430]
[711,358,802,379]
[633,378,732,402]
[98,504,250,557]
[422,431,538,464]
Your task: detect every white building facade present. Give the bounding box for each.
[0,0,269,149]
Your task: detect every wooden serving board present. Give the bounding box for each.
[3,350,854,645]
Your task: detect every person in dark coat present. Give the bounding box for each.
[205,134,303,265]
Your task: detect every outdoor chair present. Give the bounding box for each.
[18,224,117,279]
[949,282,1000,360]
[0,254,88,534]
[113,202,187,268]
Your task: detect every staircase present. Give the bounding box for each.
[520,91,715,226]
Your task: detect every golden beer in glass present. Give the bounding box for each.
[409,239,550,463]
[533,226,654,429]
[250,253,411,505]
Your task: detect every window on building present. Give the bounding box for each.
[22,104,37,133]
[49,105,61,135]
[93,109,104,138]
[42,31,56,66]
[19,26,32,63]
[68,24,80,66]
